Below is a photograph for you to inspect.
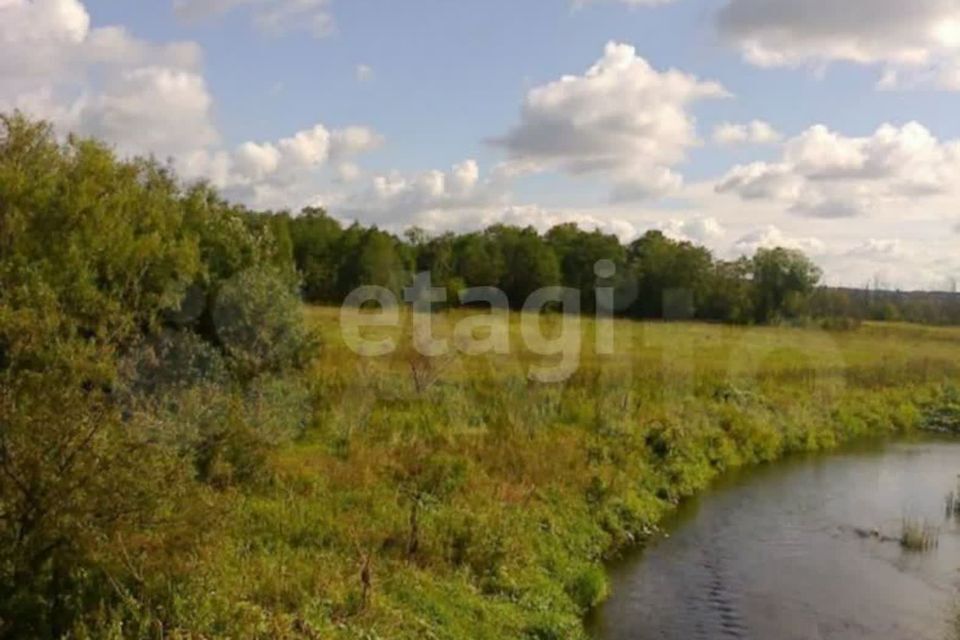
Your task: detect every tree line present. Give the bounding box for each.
[279,208,824,325]
[278,203,960,328]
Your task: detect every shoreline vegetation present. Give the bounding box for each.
[3,113,960,638]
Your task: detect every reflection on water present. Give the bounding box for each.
[590,439,960,640]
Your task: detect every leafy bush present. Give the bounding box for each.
[212,266,316,381]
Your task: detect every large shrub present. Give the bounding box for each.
[0,113,311,636]
[212,266,315,381]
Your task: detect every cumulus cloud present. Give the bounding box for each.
[713,120,782,145]
[483,205,639,242]
[716,122,960,217]
[0,0,202,90]
[716,0,960,90]
[731,225,826,256]
[333,160,508,229]
[659,217,726,243]
[173,0,334,38]
[0,0,213,156]
[237,124,384,176]
[0,0,90,83]
[492,41,728,200]
[330,126,384,159]
[0,0,384,213]
[234,141,282,181]
[78,67,218,157]
[715,162,803,201]
[198,122,383,208]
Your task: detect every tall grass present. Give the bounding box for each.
[140,309,960,639]
[900,518,940,552]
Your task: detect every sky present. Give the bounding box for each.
[2,0,960,290]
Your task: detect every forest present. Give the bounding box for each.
[281,206,960,327]
[2,112,960,639]
[273,194,960,328]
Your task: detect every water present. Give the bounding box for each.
[590,439,960,640]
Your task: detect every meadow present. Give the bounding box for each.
[155,308,960,640]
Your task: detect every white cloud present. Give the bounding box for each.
[0,0,384,213]
[276,124,330,166]
[715,162,803,201]
[827,238,960,288]
[659,217,726,243]
[234,140,281,180]
[334,160,509,229]
[717,0,960,90]
[485,204,639,242]
[731,225,826,256]
[0,0,212,157]
[78,66,217,157]
[716,122,960,217]
[713,120,782,145]
[672,178,960,289]
[492,41,728,200]
[214,122,382,207]
[173,0,334,38]
[0,0,90,56]
[84,26,203,70]
[335,162,361,183]
[0,0,201,93]
[845,238,907,259]
[330,126,384,159]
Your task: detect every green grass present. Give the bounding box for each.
[154,309,960,639]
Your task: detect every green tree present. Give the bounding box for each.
[337,226,411,298]
[627,231,713,319]
[485,225,561,307]
[454,231,506,290]
[701,258,755,324]
[410,230,463,303]
[751,247,823,323]
[289,207,344,302]
[0,113,202,346]
[546,223,625,311]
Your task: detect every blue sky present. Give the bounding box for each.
[3,0,960,289]
[84,0,960,177]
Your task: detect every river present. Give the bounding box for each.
[590,438,960,640]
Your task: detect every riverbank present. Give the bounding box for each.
[162,310,960,639]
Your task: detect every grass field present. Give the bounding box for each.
[165,308,960,639]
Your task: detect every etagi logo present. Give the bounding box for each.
[339,260,621,383]
[337,258,848,392]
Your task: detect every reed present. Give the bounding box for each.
[900,518,940,552]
